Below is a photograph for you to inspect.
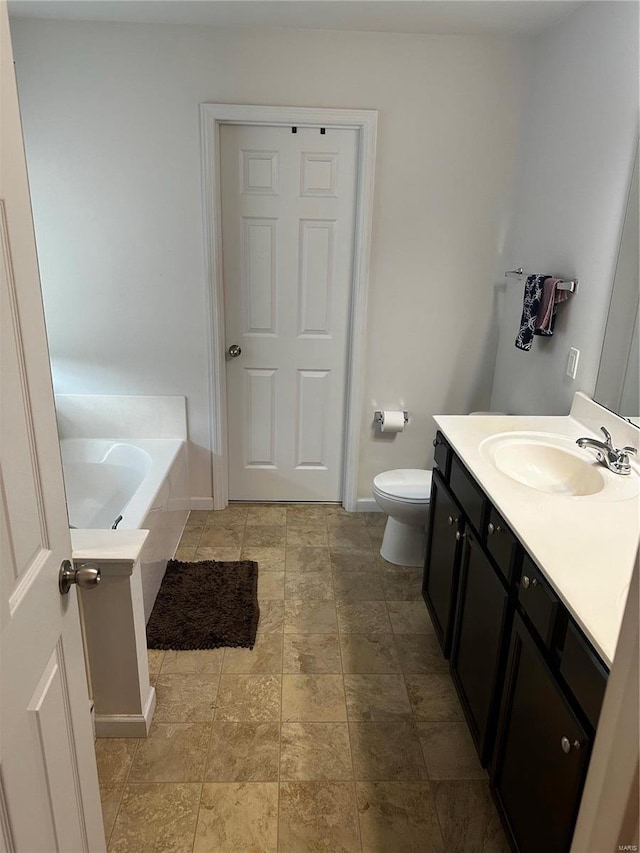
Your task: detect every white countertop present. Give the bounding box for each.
[433,396,639,667]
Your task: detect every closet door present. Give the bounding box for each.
[220,124,358,501]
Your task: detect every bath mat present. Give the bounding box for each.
[146,559,260,650]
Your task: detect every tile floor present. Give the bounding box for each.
[96,503,509,852]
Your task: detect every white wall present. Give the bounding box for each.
[490,1,639,417]
[10,19,524,502]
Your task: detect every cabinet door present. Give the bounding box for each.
[451,530,509,764]
[492,615,590,853]
[423,470,463,657]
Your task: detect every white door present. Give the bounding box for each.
[220,124,358,502]
[0,8,105,851]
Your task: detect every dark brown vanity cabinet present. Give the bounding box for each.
[450,529,510,764]
[423,430,608,853]
[424,436,517,761]
[422,469,464,657]
[491,615,591,853]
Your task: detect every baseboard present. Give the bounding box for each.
[191,497,214,510]
[356,498,381,513]
[192,496,377,513]
[191,496,381,513]
[94,687,156,738]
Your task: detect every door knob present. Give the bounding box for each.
[59,560,101,595]
[228,344,242,358]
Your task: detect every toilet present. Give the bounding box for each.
[372,468,433,567]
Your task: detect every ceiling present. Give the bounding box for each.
[8,0,584,36]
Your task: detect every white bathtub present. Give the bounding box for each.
[60,438,190,621]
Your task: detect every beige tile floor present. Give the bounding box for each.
[96,504,509,853]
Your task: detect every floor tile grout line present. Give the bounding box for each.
[189,782,204,852]
[276,552,284,853]
[335,580,363,853]
[105,730,142,848]
[103,785,125,850]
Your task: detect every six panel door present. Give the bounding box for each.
[0,9,105,849]
[220,124,358,501]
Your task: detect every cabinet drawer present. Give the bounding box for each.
[560,621,608,730]
[485,507,521,585]
[433,431,451,481]
[450,455,485,535]
[518,555,560,650]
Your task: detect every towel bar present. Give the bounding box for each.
[504,267,577,293]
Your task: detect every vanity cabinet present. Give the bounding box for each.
[491,614,591,853]
[422,469,464,657]
[424,433,520,761]
[423,430,608,853]
[450,529,511,764]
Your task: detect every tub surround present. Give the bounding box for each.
[55,394,187,441]
[71,529,149,566]
[72,530,155,737]
[433,393,639,666]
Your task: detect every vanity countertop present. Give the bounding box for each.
[433,396,639,667]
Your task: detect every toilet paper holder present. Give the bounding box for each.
[374,411,409,425]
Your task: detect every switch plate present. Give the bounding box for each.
[567,347,580,379]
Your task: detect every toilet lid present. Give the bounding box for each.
[373,469,432,501]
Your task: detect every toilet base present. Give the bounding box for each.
[379,516,427,567]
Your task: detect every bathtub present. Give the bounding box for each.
[60,438,190,621]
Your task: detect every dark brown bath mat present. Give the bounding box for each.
[146,559,260,650]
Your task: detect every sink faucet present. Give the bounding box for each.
[576,426,637,475]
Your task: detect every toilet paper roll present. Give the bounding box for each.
[380,411,405,433]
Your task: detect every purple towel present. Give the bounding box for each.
[534,277,569,336]
[515,274,548,351]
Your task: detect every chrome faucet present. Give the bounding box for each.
[576,426,637,475]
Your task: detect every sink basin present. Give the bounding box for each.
[479,432,639,500]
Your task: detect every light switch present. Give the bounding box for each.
[567,347,580,379]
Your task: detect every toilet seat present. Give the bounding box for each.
[373,469,432,503]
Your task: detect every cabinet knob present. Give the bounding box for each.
[521,575,538,590]
[433,438,438,447]
[455,531,465,541]
[447,515,459,526]
[487,522,502,535]
[561,737,581,754]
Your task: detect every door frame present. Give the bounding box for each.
[200,103,377,510]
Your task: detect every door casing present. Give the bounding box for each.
[201,104,378,509]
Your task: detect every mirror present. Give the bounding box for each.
[594,146,639,422]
